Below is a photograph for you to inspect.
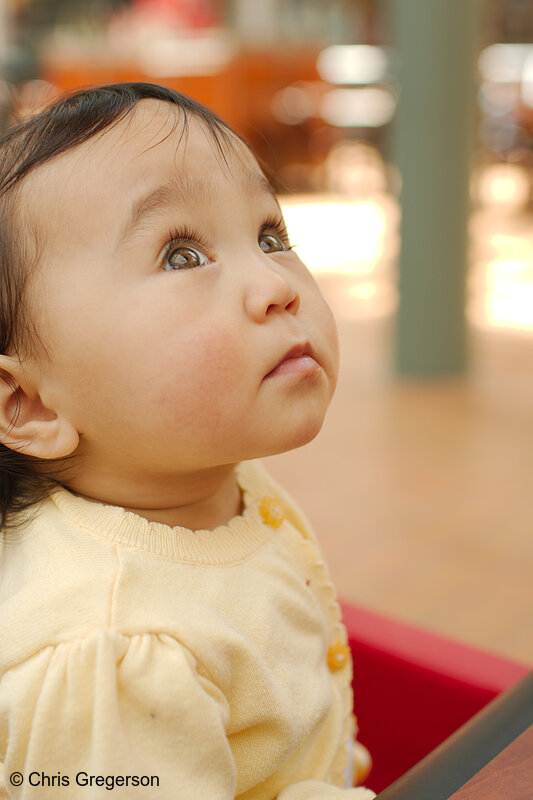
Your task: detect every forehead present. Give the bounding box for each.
[21,100,270,236]
[76,99,257,175]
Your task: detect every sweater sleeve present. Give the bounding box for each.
[1,629,377,800]
[0,630,236,799]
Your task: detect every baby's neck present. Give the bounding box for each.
[68,465,243,531]
[126,470,243,530]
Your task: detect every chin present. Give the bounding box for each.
[262,413,327,458]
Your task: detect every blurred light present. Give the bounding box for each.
[319,88,396,128]
[521,52,533,108]
[280,198,387,274]
[271,84,315,125]
[316,45,389,85]
[469,208,533,333]
[477,81,517,116]
[473,164,530,210]
[487,234,533,261]
[478,43,533,83]
[486,259,533,279]
[469,275,533,332]
[139,34,236,77]
[469,254,533,332]
[478,118,519,152]
[485,290,533,330]
[325,141,388,194]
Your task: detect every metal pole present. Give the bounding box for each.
[390,0,478,377]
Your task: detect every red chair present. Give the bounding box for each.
[340,602,530,793]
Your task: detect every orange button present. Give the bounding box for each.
[259,496,285,528]
[327,641,351,671]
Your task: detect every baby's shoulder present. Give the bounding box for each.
[0,494,121,673]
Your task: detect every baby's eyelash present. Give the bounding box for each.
[260,215,294,250]
[163,225,210,258]
[161,217,295,263]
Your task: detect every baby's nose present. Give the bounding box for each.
[243,263,300,322]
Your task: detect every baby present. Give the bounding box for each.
[0,83,375,799]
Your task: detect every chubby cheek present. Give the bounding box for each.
[146,322,250,443]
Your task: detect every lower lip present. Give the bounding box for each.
[265,355,321,379]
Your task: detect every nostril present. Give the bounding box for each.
[264,294,299,317]
[286,295,300,315]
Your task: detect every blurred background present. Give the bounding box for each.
[0,0,531,666]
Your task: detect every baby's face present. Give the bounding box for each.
[23,100,339,491]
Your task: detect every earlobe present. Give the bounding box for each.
[0,358,79,459]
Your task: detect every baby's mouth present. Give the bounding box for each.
[264,342,320,380]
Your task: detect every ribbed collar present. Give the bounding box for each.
[50,461,278,566]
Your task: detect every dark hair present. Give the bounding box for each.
[0,82,238,525]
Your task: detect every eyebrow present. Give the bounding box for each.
[116,170,279,248]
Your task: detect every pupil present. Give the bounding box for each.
[261,235,280,252]
[170,248,197,267]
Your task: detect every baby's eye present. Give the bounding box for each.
[164,245,210,271]
[258,232,287,254]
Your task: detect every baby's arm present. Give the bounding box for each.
[1,630,237,799]
[1,628,377,799]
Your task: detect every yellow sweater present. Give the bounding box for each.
[0,461,375,799]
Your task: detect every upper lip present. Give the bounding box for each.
[264,341,313,378]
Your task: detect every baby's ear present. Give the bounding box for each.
[0,356,79,459]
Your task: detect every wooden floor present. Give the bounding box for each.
[265,205,533,667]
